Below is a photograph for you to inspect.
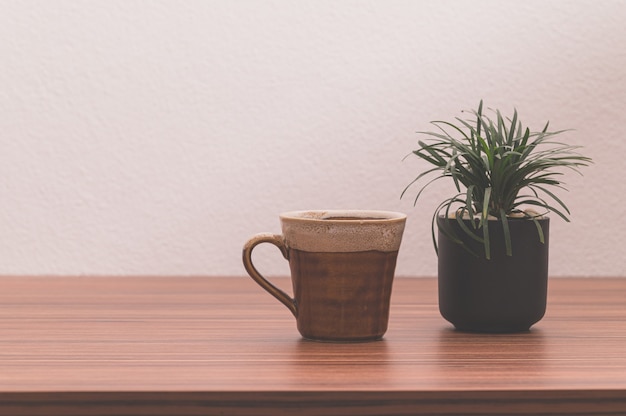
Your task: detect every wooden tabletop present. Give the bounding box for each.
[1,276,625,415]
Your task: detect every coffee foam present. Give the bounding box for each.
[279,210,407,253]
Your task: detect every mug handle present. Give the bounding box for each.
[242,233,297,318]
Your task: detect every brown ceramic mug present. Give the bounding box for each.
[242,210,406,342]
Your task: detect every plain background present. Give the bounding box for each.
[1,0,624,277]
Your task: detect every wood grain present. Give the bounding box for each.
[1,276,625,415]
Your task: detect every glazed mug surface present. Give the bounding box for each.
[242,210,406,342]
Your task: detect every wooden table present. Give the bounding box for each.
[1,276,625,415]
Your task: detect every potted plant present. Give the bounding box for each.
[403,101,591,332]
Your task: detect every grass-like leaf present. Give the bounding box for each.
[403,100,592,258]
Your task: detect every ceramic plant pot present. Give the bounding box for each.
[437,216,550,333]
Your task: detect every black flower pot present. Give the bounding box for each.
[437,216,550,333]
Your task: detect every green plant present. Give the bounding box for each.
[402,101,592,259]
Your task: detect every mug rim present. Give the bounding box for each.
[280,210,407,223]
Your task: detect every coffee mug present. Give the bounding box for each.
[242,210,406,342]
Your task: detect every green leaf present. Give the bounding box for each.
[465,185,475,223]
[508,109,518,145]
[528,214,545,244]
[481,187,492,259]
[476,100,483,137]
[500,208,512,256]
[402,100,591,258]
[455,212,484,243]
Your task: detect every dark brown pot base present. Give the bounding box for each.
[451,324,532,334]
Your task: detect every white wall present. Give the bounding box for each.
[1,0,624,277]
